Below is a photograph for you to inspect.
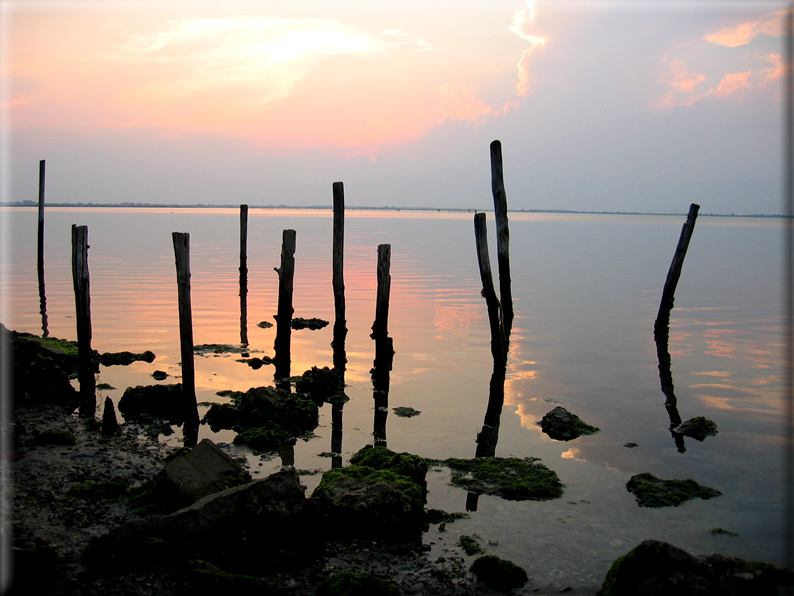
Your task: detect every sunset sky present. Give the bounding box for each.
[1,1,788,214]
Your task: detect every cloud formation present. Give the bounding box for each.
[507,6,547,100]
[439,85,493,124]
[705,12,783,47]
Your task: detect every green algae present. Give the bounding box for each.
[392,406,421,418]
[626,472,722,508]
[458,535,485,556]
[37,336,79,357]
[29,429,76,447]
[193,344,247,355]
[233,426,292,451]
[623,442,638,448]
[96,383,116,391]
[314,466,426,513]
[471,555,528,591]
[442,457,563,501]
[709,527,739,536]
[67,478,129,501]
[349,445,428,486]
[316,571,397,596]
[256,321,274,329]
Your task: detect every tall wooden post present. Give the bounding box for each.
[655,203,700,324]
[172,232,199,439]
[370,244,393,447]
[71,225,95,416]
[274,229,296,380]
[490,141,513,333]
[239,204,249,346]
[38,160,48,337]
[332,182,347,344]
[372,244,391,341]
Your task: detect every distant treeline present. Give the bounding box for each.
[2,200,790,218]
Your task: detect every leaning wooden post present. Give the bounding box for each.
[332,182,347,345]
[474,213,506,364]
[274,229,296,380]
[172,232,199,434]
[490,141,513,334]
[239,204,249,346]
[71,225,95,416]
[655,203,700,327]
[38,160,48,338]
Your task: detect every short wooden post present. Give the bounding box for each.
[490,141,513,333]
[474,213,506,364]
[172,232,199,434]
[655,203,700,323]
[37,160,48,337]
[274,229,296,380]
[239,204,249,346]
[332,182,347,344]
[71,225,95,415]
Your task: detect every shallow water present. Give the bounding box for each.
[3,207,786,591]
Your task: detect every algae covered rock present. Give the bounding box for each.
[203,385,319,451]
[291,317,329,330]
[118,384,184,424]
[673,416,719,441]
[295,366,342,405]
[597,539,794,596]
[316,571,397,596]
[443,457,563,501]
[626,472,721,507]
[539,406,599,441]
[99,350,155,366]
[310,446,428,540]
[471,555,528,591]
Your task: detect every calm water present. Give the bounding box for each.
[2,207,786,592]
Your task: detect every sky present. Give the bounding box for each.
[0,0,789,214]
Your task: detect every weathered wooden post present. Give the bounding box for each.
[332,182,347,348]
[172,232,199,440]
[239,204,249,346]
[372,244,391,341]
[71,225,95,416]
[490,141,513,334]
[38,160,48,338]
[274,229,296,381]
[655,203,700,327]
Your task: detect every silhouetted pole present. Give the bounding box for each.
[371,244,393,448]
[332,182,347,345]
[239,204,249,346]
[655,203,700,326]
[490,141,513,334]
[172,232,199,440]
[274,229,296,380]
[37,160,48,338]
[474,213,506,364]
[372,244,391,341]
[71,225,95,416]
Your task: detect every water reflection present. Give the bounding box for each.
[331,310,348,469]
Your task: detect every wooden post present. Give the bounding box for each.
[37,160,48,338]
[239,204,249,346]
[274,229,296,380]
[71,225,95,415]
[332,182,347,343]
[474,213,506,364]
[371,244,391,340]
[490,141,513,333]
[656,203,700,322]
[172,232,199,435]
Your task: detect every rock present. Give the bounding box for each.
[597,539,794,595]
[101,397,119,435]
[317,571,397,596]
[28,429,77,447]
[442,457,563,501]
[393,406,421,418]
[310,446,429,541]
[295,366,341,404]
[291,317,329,330]
[673,416,719,441]
[162,439,251,501]
[626,472,721,508]
[85,468,308,573]
[470,555,528,591]
[457,535,484,556]
[152,370,168,381]
[539,406,599,441]
[99,350,156,366]
[257,321,274,328]
[118,384,184,424]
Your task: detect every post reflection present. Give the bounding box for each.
[654,312,687,453]
[331,322,348,469]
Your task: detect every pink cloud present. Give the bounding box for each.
[705,11,784,48]
[760,53,785,84]
[666,60,706,93]
[438,84,493,125]
[714,71,751,98]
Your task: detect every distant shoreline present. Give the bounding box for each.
[1,201,789,218]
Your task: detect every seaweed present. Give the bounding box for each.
[626,472,722,507]
[442,457,563,501]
